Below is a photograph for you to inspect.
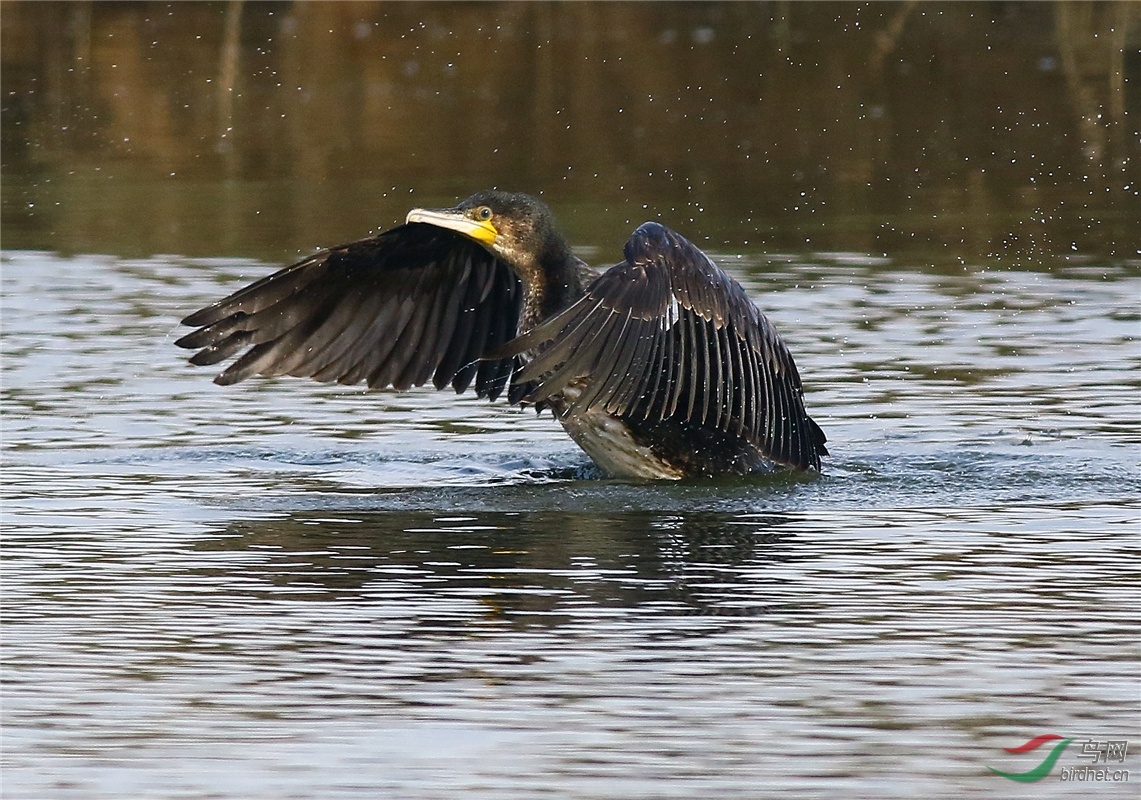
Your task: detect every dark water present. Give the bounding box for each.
[3,3,1140,798]
[3,2,1138,260]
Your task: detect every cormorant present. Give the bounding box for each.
[176,191,827,479]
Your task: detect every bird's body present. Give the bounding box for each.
[177,191,826,479]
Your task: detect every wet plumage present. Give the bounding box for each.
[177,191,827,479]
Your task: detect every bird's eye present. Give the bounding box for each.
[475,206,493,221]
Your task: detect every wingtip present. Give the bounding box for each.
[213,369,241,386]
[181,308,214,328]
[173,330,198,350]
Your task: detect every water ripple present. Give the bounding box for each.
[2,251,1138,799]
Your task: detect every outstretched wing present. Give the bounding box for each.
[176,223,522,400]
[501,221,827,471]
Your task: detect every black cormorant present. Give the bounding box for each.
[176,191,827,479]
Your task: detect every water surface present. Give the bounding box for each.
[2,248,1138,799]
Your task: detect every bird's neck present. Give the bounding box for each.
[518,238,587,332]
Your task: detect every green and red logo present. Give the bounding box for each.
[987,734,1074,782]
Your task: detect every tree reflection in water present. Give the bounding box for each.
[3,2,1136,260]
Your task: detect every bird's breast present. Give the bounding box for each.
[552,384,684,480]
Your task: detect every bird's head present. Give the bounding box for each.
[406,191,569,277]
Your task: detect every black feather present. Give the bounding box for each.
[177,224,525,396]
[506,221,826,471]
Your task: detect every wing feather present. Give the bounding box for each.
[508,221,826,471]
[567,309,634,413]
[177,224,523,396]
[639,321,671,422]
[592,318,646,413]
[610,322,659,414]
[664,313,686,420]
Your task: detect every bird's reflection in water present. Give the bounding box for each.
[194,511,805,626]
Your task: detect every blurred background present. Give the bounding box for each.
[3,0,1138,264]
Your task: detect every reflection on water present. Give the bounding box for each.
[2,249,1138,798]
[195,511,802,618]
[2,2,1138,260]
[3,500,1138,798]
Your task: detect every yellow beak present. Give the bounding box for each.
[406,208,498,246]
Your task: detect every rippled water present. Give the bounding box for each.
[2,250,1139,798]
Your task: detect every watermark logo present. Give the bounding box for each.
[987,734,1074,782]
[988,734,1130,783]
